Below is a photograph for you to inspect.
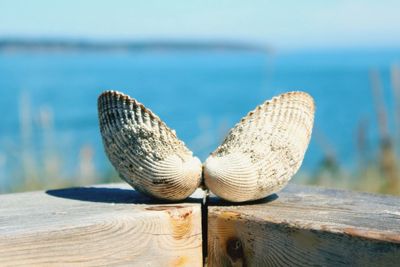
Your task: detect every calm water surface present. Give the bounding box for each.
[0,49,399,187]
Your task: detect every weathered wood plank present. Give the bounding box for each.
[0,183,203,267]
[207,184,400,267]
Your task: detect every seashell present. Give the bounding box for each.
[98,90,202,201]
[203,91,315,202]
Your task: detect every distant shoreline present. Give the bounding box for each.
[0,39,271,53]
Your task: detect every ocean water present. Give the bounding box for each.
[0,49,399,187]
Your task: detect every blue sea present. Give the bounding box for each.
[0,49,399,188]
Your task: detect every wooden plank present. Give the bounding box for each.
[207,184,400,267]
[0,183,203,266]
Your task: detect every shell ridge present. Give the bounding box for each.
[99,90,181,140]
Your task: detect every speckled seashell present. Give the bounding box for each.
[98,91,202,201]
[204,91,315,202]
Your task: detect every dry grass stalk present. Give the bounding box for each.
[370,69,399,194]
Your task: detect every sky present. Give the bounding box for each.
[0,0,400,50]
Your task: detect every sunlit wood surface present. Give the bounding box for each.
[207,184,400,267]
[0,184,203,267]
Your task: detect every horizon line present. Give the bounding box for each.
[0,38,273,53]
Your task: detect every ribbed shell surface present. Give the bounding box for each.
[98,91,202,201]
[204,91,315,202]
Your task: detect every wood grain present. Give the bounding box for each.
[207,184,400,267]
[2,182,400,266]
[0,183,203,266]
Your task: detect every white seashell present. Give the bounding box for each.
[203,91,315,202]
[98,90,202,201]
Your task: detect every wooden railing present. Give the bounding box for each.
[0,183,399,266]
